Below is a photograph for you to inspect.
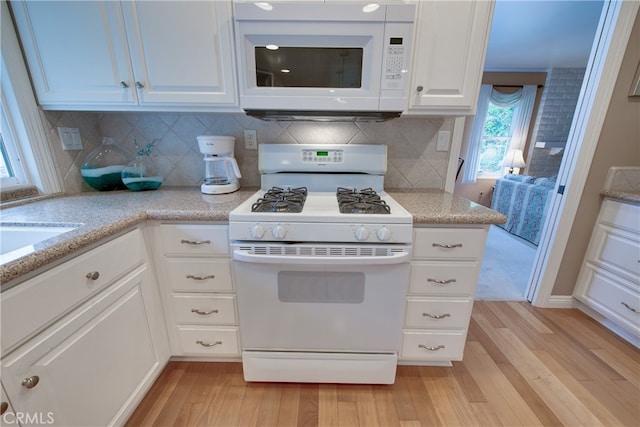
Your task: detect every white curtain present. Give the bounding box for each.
[462,84,491,183]
[463,84,537,183]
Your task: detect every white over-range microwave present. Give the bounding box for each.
[234,2,416,120]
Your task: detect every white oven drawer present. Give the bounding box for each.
[409,262,480,295]
[405,297,472,329]
[400,330,466,361]
[172,294,237,325]
[166,259,233,292]
[177,326,239,356]
[413,228,487,260]
[160,224,229,256]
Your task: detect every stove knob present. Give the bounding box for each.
[250,225,265,239]
[354,226,370,241]
[376,226,392,242]
[272,224,287,240]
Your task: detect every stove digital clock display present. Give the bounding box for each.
[316,151,329,156]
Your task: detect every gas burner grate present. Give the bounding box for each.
[251,186,308,213]
[336,187,391,214]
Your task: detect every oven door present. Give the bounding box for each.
[232,243,410,353]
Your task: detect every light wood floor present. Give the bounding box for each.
[126,302,639,426]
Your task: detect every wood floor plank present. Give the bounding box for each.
[297,384,319,427]
[125,302,640,427]
[371,386,401,427]
[464,341,542,426]
[318,384,339,427]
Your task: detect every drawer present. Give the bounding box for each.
[177,326,240,356]
[400,330,466,361]
[172,294,237,325]
[590,226,640,281]
[413,228,487,260]
[600,199,640,233]
[581,267,639,335]
[1,229,145,353]
[160,224,229,256]
[166,259,233,292]
[405,297,472,329]
[409,262,480,295]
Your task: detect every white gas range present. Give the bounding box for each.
[229,144,413,384]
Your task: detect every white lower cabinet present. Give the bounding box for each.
[400,226,488,364]
[151,223,240,358]
[0,228,169,427]
[574,199,640,345]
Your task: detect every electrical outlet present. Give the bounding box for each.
[244,130,257,150]
[436,131,450,152]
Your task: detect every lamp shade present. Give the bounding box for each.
[502,149,526,168]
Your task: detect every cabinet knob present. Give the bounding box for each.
[416,85,424,92]
[196,340,222,347]
[135,81,144,89]
[119,81,129,89]
[86,271,100,280]
[0,402,8,415]
[21,375,39,389]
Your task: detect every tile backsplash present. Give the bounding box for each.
[41,110,453,193]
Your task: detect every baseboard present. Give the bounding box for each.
[545,295,575,308]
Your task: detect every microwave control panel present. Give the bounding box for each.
[384,38,406,89]
[381,20,414,95]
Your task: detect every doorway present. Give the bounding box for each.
[451,1,636,303]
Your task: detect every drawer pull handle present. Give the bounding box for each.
[432,243,463,249]
[21,376,39,389]
[427,278,457,285]
[191,308,219,315]
[422,312,451,320]
[181,239,211,245]
[196,340,222,347]
[85,271,100,280]
[418,344,445,351]
[186,274,215,281]
[1,402,8,415]
[621,301,638,313]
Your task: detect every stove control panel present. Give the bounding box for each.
[301,149,343,163]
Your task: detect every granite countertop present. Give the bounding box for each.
[0,187,505,288]
[600,189,640,204]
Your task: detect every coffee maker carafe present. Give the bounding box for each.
[197,136,242,194]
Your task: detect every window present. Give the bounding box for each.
[477,102,516,176]
[463,84,537,183]
[0,108,26,188]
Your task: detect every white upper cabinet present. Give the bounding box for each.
[10,1,238,111]
[406,1,494,116]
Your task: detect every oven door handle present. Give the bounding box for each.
[233,250,410,265]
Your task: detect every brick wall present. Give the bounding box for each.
[527,67,585,177]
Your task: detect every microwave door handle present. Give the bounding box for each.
[232,250,410,265]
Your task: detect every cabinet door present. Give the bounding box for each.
[121,0,238,107]
[1,268,161,427]
[407,1,494,115]
[10,1,137,109]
